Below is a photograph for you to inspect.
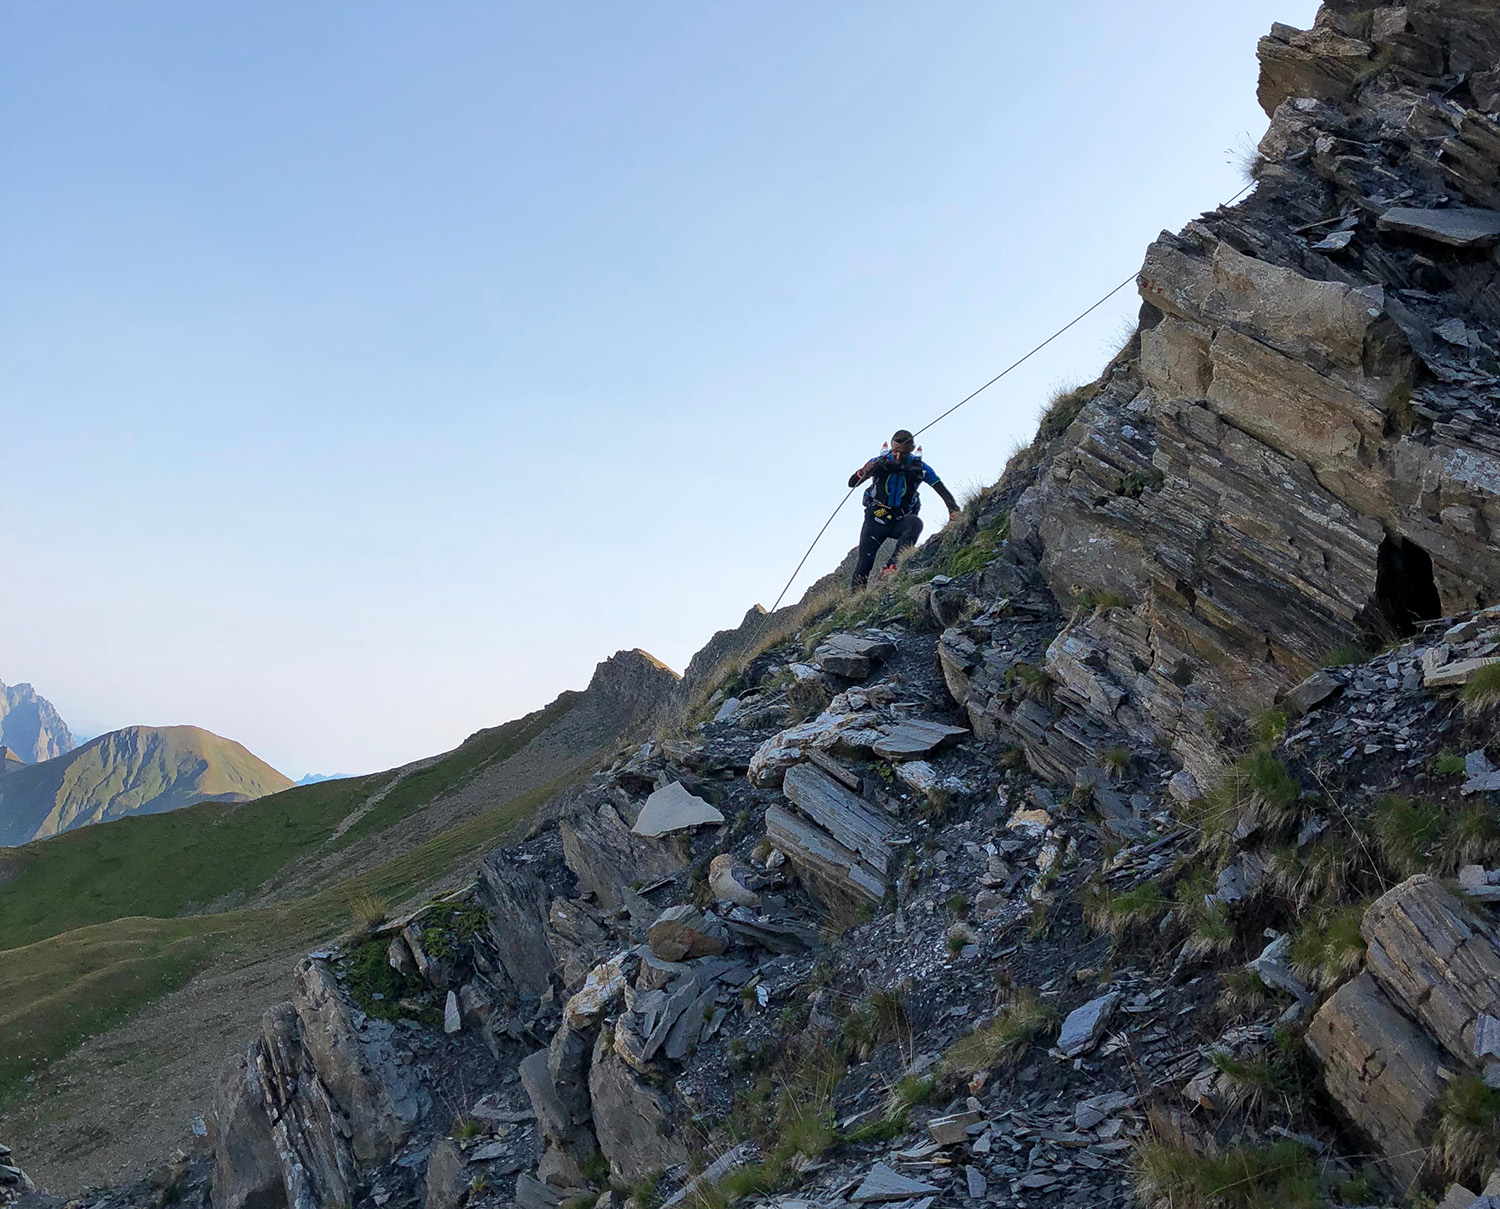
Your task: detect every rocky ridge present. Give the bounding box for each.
[16,3,1500,1208]
[0,680,73,765]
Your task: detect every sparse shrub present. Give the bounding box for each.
[1288,903,1367,990]
[1082,879,1170,940]
[1338,1167,1379,1205]
[1025,901,1050,941]
[1436,1074,1500,1186]
[1073,587,1129,614]
[998,744,1027,771]
[1006,662,1054,703]
[1463,662,1500,712]
[1384,379,1415,436]
[844,983,911,1060]
[1326,645,1369,668]
[1435,750,1468,776]
[945,893,971,918]
[1373,794,1443,878]
[1216,966,1273,1022]
[1132,1133,1322,1209]
[1266,835,1357,911]
[1101,746,1130,774]
[1251,710,1288,746]
[1444,800,1500,868]
[922,788,953,822]
[1035,384,1095,443]
[344,884,389,935]
[943,988,1057,1074]
[1207,1029,1317,1115]
[454,1117,484,1141]
[1118,468,1165,499]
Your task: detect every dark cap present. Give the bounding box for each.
[891,429,914,446]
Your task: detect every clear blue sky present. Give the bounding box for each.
[1,0,1318,778]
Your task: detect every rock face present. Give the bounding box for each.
[0,724,293,846]
[993,1,1500,781]
[1307,877,1500,1186]
[212,959,428,1209]
[0,679,73,764]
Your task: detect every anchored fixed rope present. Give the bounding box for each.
[766,182,1258,613]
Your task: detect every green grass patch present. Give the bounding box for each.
[1435,750,1468,776]
[0,769,580,1107]
[334,693,579,848]
[944,513,1010,578]
[1373,794,1444,878]
[0,698,580,952]
[1288,903,1366,990]
[1437,1074,1500,1186]
[1462,662,1500,707]
[0,774,380,948]
[0,915,231,1101]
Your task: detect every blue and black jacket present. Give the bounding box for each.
[848,451,960,519]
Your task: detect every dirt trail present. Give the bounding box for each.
[1,948,295,1195]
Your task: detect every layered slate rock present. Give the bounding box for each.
[560,802,687,911]
[1307,972,1447,1190]
[767,763,894,905]
[1309,877,1500,1184]
[212,959,429,1209]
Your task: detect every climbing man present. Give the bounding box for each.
[849,429,961,590]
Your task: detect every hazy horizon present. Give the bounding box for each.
[2,0,1318,779]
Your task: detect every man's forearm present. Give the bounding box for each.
[933,481,960,513]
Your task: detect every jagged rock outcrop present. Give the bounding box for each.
[0,680,72,764]
[213,959,428,1209]
[990,1,1500,783]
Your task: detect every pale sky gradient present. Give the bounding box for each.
[2,0,1319,778]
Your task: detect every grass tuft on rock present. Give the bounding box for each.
[1437,1074,1500,1186]
[1132,1132,1323,1209]
[1373,794,1444,878]
[1462,662,1500,710]
[943,988,1056,1074]
[1288,903,1367,990]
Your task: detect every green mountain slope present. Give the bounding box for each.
[0,725,294,847]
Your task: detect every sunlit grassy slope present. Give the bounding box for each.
[0,693,578,950]
[0,769,576,1104]
[0,725,295,846]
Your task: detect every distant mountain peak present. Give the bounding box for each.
[0,678,74,763]
[0,723,292,846]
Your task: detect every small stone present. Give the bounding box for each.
[708,854,760,908]
[647,905,728,962]
[1284,669,1342,714]
[1057,993,1120,1058]
[714,698,742,723]
[928,1109,982,1145]
[632,782,725,838]
[1311,229,1354,251]
[564,952,631,1029]
[1006,807,1052,836]
[850,1162,940,1202]
[1377,206,1500,249]
[1167,770,1201,805]
[872,720,968,762]
[964,1166,987,1199]
[444,990,461,1034]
